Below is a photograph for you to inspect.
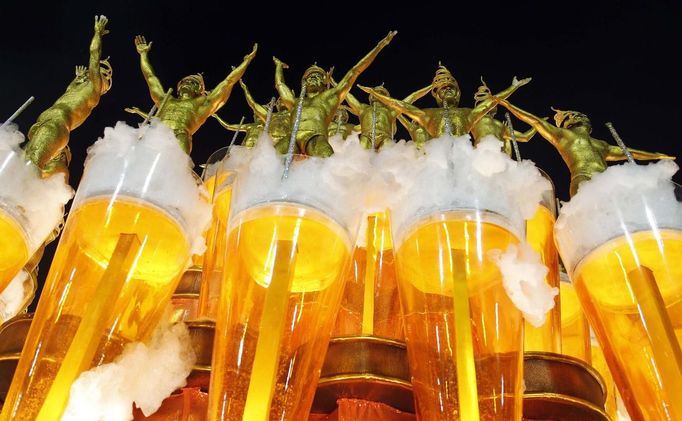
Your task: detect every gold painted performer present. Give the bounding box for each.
[212,114,262,147]
[129,35,257,153]
[23,15,112,176]
[272,31,397,157]
[470,83,537,156]
[327,107,355,140]
[342,82,432,149]
[493,96,675,195]
[238,80,291,144]
[359,64,530,139]
[397,115,430,147]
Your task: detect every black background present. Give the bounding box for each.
[1,0,680,296]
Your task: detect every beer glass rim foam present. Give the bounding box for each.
[75,121,212,255]
[0,125,74,255]
[386,135,552,246]
[555,160,682,274]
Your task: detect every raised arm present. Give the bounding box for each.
[470,77,531,126]
[495,98,560,143]
[205,44,258,113]
[334,31,397,98]
[604,143,676,161]
[359,85,428,127]
[239,80,268,121]
[329,76,364,116]
[402,84,433,104]
[88,16,109,92]
[124,106,149,120]
[273,57,295,109]
[135,35,165,104]
[211,114,252,132]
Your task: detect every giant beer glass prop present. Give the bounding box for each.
[198,146,237,321]
[208,154,356,420]
[333,209,401,339]
[388,136,551,421]
[524,171,561,353]
[0,127,72,312]
[555,162,682,420]
[0,123,209,421]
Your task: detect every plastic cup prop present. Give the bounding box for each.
[388,136,552,421]
[524,170,561,353]
[208,145,360,421]
[559,272,591,362]
[333,209,402,339]
[0,123,210,421]
[0,126,72,303]
[555,161,682,420]
[197,146,238,321]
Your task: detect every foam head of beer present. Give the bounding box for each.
[0,270,30,321]
[78,121,212,255]
[555,160,682,273]
[0,125,74,254]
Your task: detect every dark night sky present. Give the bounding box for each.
[1,0,681,295]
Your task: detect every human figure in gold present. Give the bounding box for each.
[327,107,355,140]
[24,15,112,174]
[238,80,291,144]
[470,83,537,156]
[342,82,431,149]
[397,115,430,147]
[493,97,674,196]
[130,35,257,153]
[272,31,396,157]
[359,65,530,139]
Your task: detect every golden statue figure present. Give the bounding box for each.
[342,82,431,149]
[470,83,537,156]
[359,64,530,140]
[238,80,291,144]
[494,97,675,196]
[272,31,397,157]
[327,107,355,140]
[23,15,112,175]
[129,35,257,153]
[397,115,430,147]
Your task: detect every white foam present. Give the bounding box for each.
[76,121,212,255]
[223,132,372,238]
[0,125,74,254]
[0,270,31,322]
[492,243,558,327]
[62,317,196,420]
[555,160,682,273]
[386,134,552,244]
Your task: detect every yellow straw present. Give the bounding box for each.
[242,240,296,420]
[450,249,480,420]
[36,233,141,420]
[362,215,379,336]
[625,266,682,417]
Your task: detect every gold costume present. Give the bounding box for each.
[131,35,257,153]
[272,31,396,157]
[495,97,675,196]
[360,65,530,140]
[23,16,111,175]
[327,107,355,140]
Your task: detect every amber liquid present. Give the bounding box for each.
[333,211,402,339]
[591,342,617,419]
[208,203,351,421]
[198,177,233,320]
[574,230,682,421]
[0,197,190,421]
[395,211,524,421]
[0,209,29,294]
[560,281,591,362]
[524,205,561,353]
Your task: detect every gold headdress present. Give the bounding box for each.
[177,73,206,95]
[99,57,113,93]
[302,63,327,82]
[431,62,460,102]
[473,78,491,105]
[372,82,390,98]
[551,107,589,129]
